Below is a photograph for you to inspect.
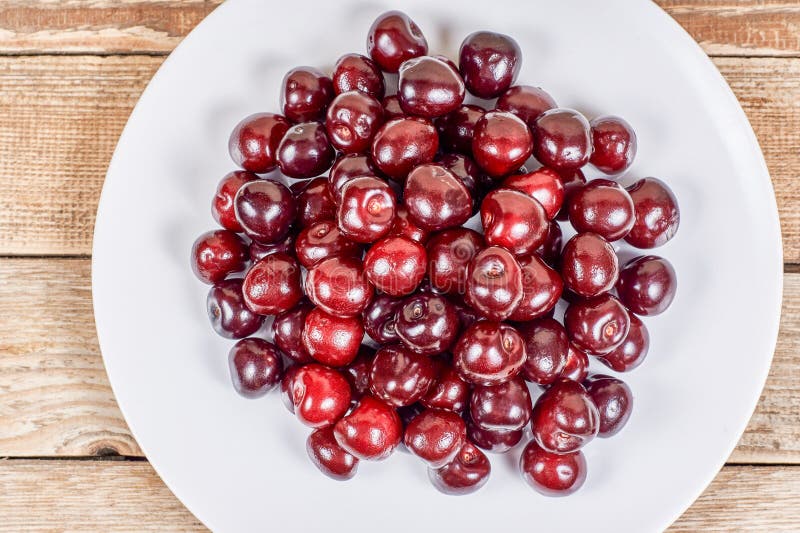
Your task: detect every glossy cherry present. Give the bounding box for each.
[590,115,637,174]
[334,395,403,460]
[362,294,404,344]
[510,254,563,321]
[559,344,590,382]
[271,300,314,364]
[302,307,364,366]
[291,364,352,428]
[420,362,471,412]
[428,442,491,495]
[469,375,532,432]
[228,338,284,398]
[398,56,465,117]
[502,167,565,220]
[481,188,549,256]
[395,293,460,355]
[306,426,360,480]
[388,205,430,244]
[496,85,557,128]
[564,294,630,355]
[212,171,257,232]
[191,230,248,284]
[569,179,635,241]
[464,246,524,321]
[371,117,438,180]
[616,255,677,316]
[305,255,373,317]
[404,408,466,467]
[531,378,599,453]
[292,177,336,228]
[520,441,587,496]
[404,164,473,232]
[364,236,427,296]
[325,91,385,154]
[597,313,650,372]
[453,321,526,386]
[517,318,569,386]
[472,111,533,178]
[625,177,680,249]
[532,108,592,173]
[368,344,437,407]
[560,232,619,298]
[426,228,483,294]
[251,234,298,265]
[467,420,523,453]
[228,112,290,173]
[337,175,397,243]
[207,279,263,339]
[280,66,334,123]
[435,105,485,154]
[367,10,428,73]
[555,168,587,221]
[277,122,335,179]
[458,31,521,98]
[332,53,385,99]
[584,374,633,437]
[295,220,361,269]
[242,252,303,315]
[234,179,296,244]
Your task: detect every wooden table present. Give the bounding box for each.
[0,1,797,530]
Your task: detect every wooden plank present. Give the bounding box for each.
[0,460,796,530]
[0,257,798,462]
[0,1,797,57]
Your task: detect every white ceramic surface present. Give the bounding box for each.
[92,1,783,531]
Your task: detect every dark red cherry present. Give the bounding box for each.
[234,179,296,244]
[453,321,526,386]
[368,345,437,407]
[496,85,557,128]
[280,66,334,123]
[502,167,565,220]
[560,233,619,297]
[242,252,303,315]
[295,220,361,269]
[362,294,404,344]
[307,426,359,481]
[382,95,405,119]
[624,177,680,249]
[616,255,677,316]
[531,378,599,453]
[584,374,633,437]
[428,442,491,495]
[436,153,482,201]
[337,176,397,243]
[328,154,380,203]
[435,105,485,154]
[559,344,590,382]
[228,338,283,398]
[536,221,563,266]
[250,232,296,262]
[520,441,587,496]
[302,307,364,367]
[272,300,314,364]
[364,236,427,296]
[517,318,568,386]
[212,171,257,232]
[332,53,385,99]
[458,31,521,98]
[467,420,523,453]
[367,11,428,73]
[472,111,533,178]
[291,364,352,427]
[569,179,635,241]
[596,313,649,372]
[532,108,592,173]
[325,91,385,154]
[469,376,532,432]
[509,254,562,322]
[305,255,373,317]
[207,279,263,339]
[564,294,630,355]
[387,205,430,244]
[481,188,549,256]
[344,346,376,399]
[420,362,471,412]
[292,177,336,228]
[426,228,483,294]
[404,408,466,467]
[395,293,460,356]
[371,117,438,180]
[590,115,637,174]
[404,164,473,231]
[464,246,524,321]
[334,395,403,460]
[228,112,290,173]
[398,56,465,118]
[191,230,248,284]
[555,168,587,221]
[277,122,335,179]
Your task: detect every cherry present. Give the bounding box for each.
[502,167,565,220]
[536,221,563,266]
[464,246,523,321]
[616,255,677,316]
[584,374,633,437]
[569,179,635,241]
[560,232,619,298]
[555,168,587,221]
[517,318,569,386]
[404,408,466,467]
[420,362,471,412]
[242,252,303,315]
[212,171,257,232]
[364,236,427,296]
[344,346,376,399]
[520,441,587,496]
[510,254,563,322]
[453,321,526,386]
[367,10,428,73]
[428,442,491,495]
[295,220,361,269]
[371,117,438,180]
[382,95,405,119]
[191,230,248,284]
[436,153,482,202]
[291,364,352,427]
[472,111,533,178]
[362,294,404,344]
[234,179,296,244]
[496,85,557,128]
[559,344,590,382]
[228,338,284,398]
[624,177,680,249]
[228,112,290,173]
[387,205,430,244]
[328,153,381,203]
[249,232,296,263]
[426,228,484,294]
[337,175,397,243]
[469,376,532,432]
[305,256,373,317]
[596,313,649,372]
[307,426,359,480]
[481,188,549,256]
[207,279,263,339]
[467,420,523,453]
[302,307,364,366]
[277,122,335,179]
[325,91,385,154]
[564,294,630,355]
[532,108,592,173]
[280,66,334,123]
[398,56,465,118]
[435,105,485,154]
[395,293,460,355]
[334,395,403,460]
[458,31,521,98]
[590,115,637,174]
[404,164,473,232]
[332,53,385,99]
[272,300,314,364]
[530,378,599,453]
[368,344,437,407]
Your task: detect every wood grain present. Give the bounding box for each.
[0,55,798,260]
[0,1,798,57]
[0,258,797,462]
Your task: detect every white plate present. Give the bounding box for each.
[92,1,783,531]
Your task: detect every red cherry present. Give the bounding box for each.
[520,440,587,496]
[517,318,569,386]
[228,112,290,173]
[481,188,549,256]
[453,321,526,386]
[228,338,284,398]
[305,256,373,317]
[530,379,599,453]
[191,230,248,284]
[502,167,565,220]
[596,313,649,372]
[472,111,533,178]
[404,408,466,467]
[368,344,437,407]
[334,395,403,460]
[212,171,257,232]
[302,307,364,367]
[242,252,303,315]
[363,236,427,296]
[428,442,491,495]
[307,426,360,480]
[367,11,428,73]
[291,364,352,428]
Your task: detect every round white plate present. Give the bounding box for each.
[93,1,782,531]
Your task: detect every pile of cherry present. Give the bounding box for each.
[191,11,679,497]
